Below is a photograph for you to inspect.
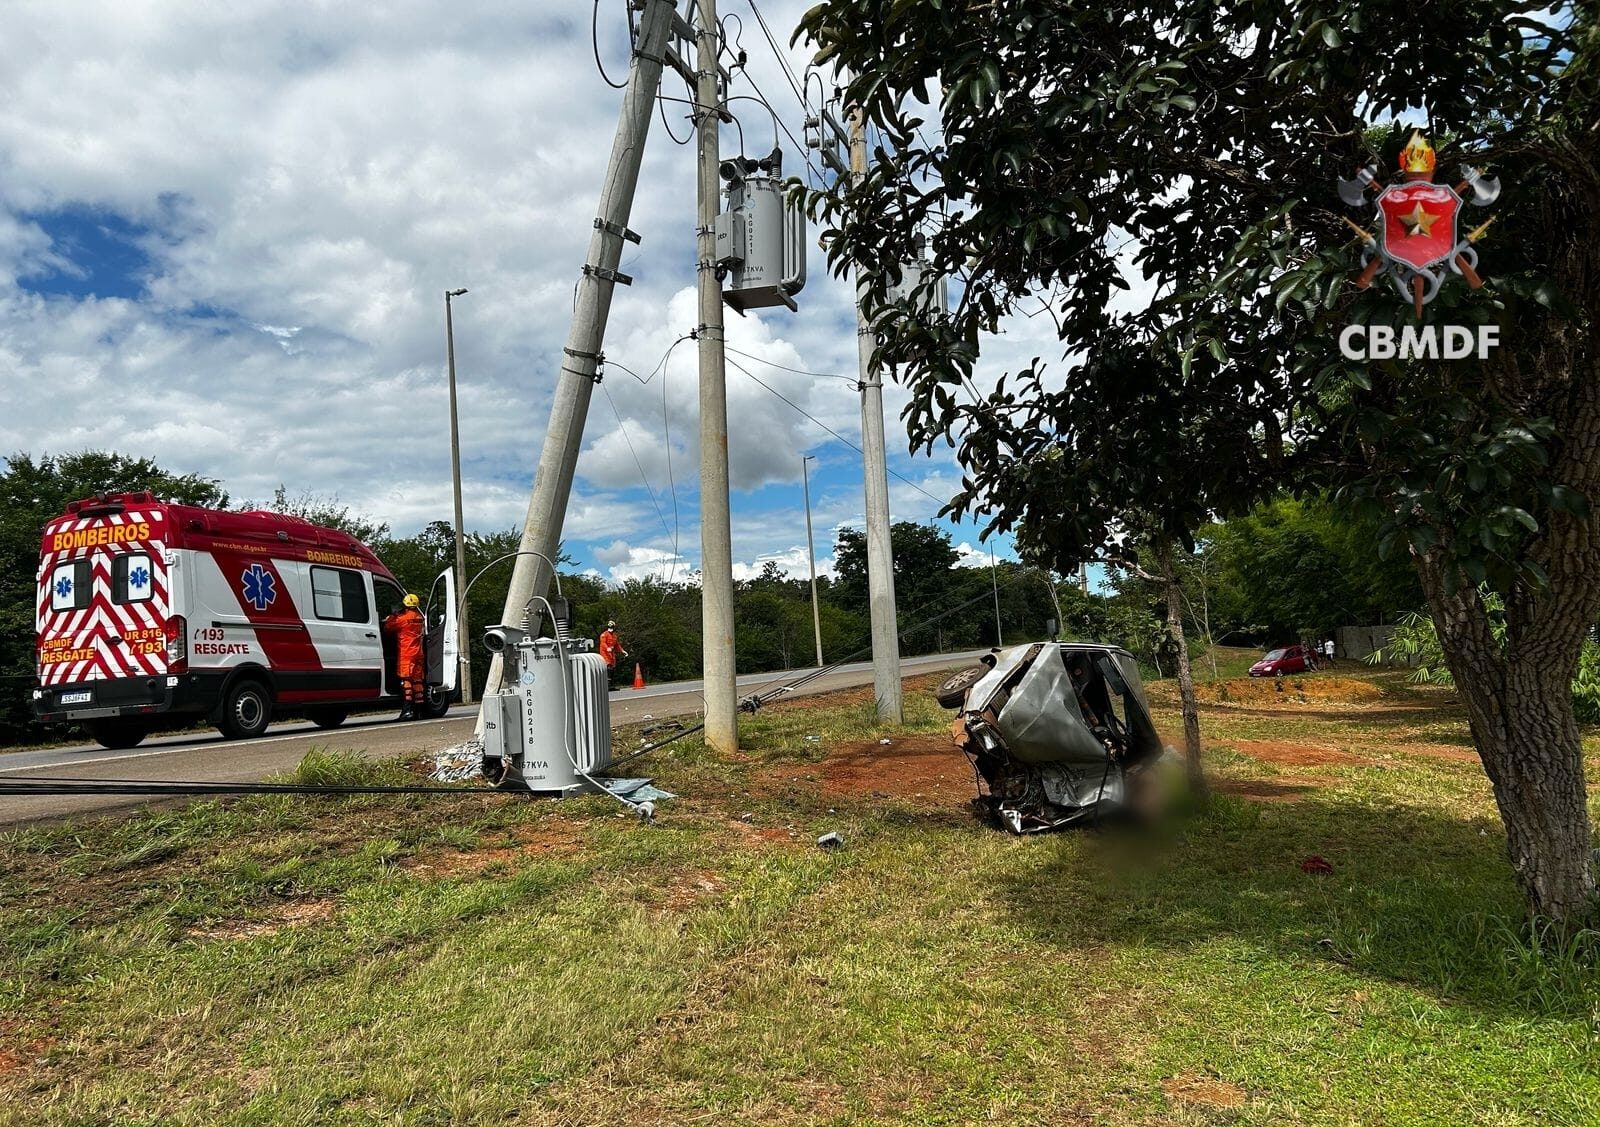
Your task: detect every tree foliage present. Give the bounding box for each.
[1200,495,1423,641]
[798,0,1600,920]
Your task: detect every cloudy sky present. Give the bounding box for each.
[0,0,1067,585]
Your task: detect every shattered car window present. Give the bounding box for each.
[947,642,1166,834]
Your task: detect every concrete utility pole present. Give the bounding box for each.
[479,0,676,712]
[847,85,903,722]
[802,454,824,666]
[445,286,473,704]
[695,0,738,754]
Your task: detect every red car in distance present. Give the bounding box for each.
[1248,645,1318,677]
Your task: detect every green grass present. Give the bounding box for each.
[1,670,1597,1124]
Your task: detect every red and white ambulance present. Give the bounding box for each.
[33,492,457,748]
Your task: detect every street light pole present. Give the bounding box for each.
[990,544,1003,647]
[802,455,823,667]
[445,287,473,705]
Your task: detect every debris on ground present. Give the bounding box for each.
[431,740,486,783]
[600,778,675,804]
[431,741,674,807]
[816,831,844,850]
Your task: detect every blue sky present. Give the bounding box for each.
[0,1,1069,585]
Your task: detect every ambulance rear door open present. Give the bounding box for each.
[424,566,458,693]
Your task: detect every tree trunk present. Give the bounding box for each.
[1415,553,1596,924]
[1159,543,1206,796]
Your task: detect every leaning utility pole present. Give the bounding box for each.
[479,0,676,711]
[695,0,738,753]
[847,86,903,722]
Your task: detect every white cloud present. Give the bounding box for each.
[954,541,995,569]
[0,0,1030,587]
[731,545,835,582]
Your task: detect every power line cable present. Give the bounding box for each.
[591,0,628,89]
[599,380,675,550]
[612,333,692,387]
[727,64,828,184]
[726,356,949,508]
[745,0,810,114]
[723,343,857,385]
[658,92,694,145]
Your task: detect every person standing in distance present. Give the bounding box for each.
[599,619,629,688]
[383,593,426,719]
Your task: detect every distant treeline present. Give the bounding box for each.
[0,452,1421,746]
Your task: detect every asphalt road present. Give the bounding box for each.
[0,650,985,827]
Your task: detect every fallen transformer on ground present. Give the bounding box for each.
[939,642,1167,833]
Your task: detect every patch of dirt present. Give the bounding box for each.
[1192,675,1387,708]
[726,818,803,848]
[658,869,726,911]
[1228,740,1373,767]
[820,731,972,804]
[406,818,584,877]
[1214,779,1320,803]
[1392,742,1480,764]
[1162,1074,1247,1109]
[184,897,336,941]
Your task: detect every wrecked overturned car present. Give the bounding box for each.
[939,642,1167,834]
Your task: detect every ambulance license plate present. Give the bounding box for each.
[59,690,92,705]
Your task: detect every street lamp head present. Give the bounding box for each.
[447,288,468,298]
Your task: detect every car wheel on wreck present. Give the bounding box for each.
[935,665,989,709]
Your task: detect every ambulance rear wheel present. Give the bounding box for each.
[86,720,148,750]
[418,685,451,720]
[219,680,273,740]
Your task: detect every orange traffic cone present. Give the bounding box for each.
[632,663,646,689]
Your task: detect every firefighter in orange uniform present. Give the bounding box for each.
[599,619,629,687]
[383,593,426,719]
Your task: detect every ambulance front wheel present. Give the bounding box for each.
[218,679,273,740]
[418,684,451,720]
